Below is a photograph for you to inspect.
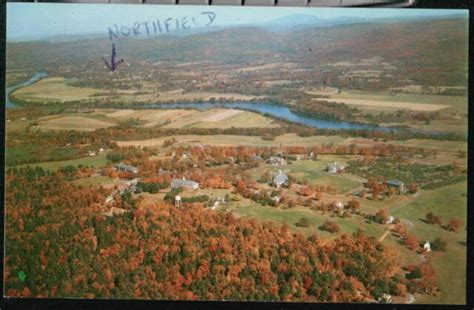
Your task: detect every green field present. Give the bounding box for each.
[392,181,467,304]
[116,133,345,148]
[17,153,109,172]
[224,202,386,240]
[11,77,100,103]
[73,175,115,187]
[288,157,363,194]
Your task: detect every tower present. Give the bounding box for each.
[175,195,182,208]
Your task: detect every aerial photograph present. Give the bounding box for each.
[4,3,468,304]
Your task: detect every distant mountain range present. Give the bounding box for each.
[6,16,468,87]
[7,12,466,43]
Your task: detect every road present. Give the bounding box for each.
[378,230,390,242]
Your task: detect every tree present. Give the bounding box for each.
[106,152,125,163]
[425,212,442,225]
[295,217,310,228]
[431,238,446,252]
[405,234,419,251]
[374,209,388,224]
[446,218,463,232]
[319,221,340,234]
[407,183,418,194]
[347,199,360,212]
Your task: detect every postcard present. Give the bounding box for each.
[4,3,468,304]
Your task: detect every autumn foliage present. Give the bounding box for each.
[5,167,407,302]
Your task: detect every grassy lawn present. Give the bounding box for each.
[288,157,364,193]
[224,202,386,240]
[17,153,109,172]
[392,181,467,304]
[72,175,115,187]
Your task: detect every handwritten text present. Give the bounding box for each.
[108,12,216,41]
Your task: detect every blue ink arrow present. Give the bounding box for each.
[102,43,124,72]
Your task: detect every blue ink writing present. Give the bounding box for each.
[102,43,124,72]
[108,12,217,41]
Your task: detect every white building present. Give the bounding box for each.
[327,162,345,174]
[386,215,395,225]
[332,201,344,210]
[268,156,287,166]
[272,170,289,189]
[171,177,199,190]
[423,241,431,252]
[378,293,393,304]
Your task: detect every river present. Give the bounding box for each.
[151,102,391,132]
[7,71,392,132]
[5,71,48,108]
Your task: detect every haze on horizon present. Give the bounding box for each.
[6,3,467,42]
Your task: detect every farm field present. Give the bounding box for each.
[11,77,100,103]
[10,76,261,104]
[307,88,467,113]
[391,181,467,304]
[306,88,468,133]
[115,133,345,148]
[16,153,109,171]
[37,115,116,131]
[31,108,279,131]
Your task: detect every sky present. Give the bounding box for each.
[6,3,467,42]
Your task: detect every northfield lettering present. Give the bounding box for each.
[108,12,216,41]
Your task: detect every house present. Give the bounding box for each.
[327,162,345,173]
[99,148,104,153]
[387,179,405,193]
[386,215,395,225]
[271,196,281,204]
[378,294,393,304]
[211,197,226,210]
[88,150,96,157]
[268,156,287,166]
[423,241,431,252]
[105,195,114,204]
[115,163,139,174]
[124,178,139,191]
[171,177,199,190]
[272,170,288,189]
[332,201,344,211]
[250,155,263,161]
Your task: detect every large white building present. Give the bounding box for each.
[171,177,199,190]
